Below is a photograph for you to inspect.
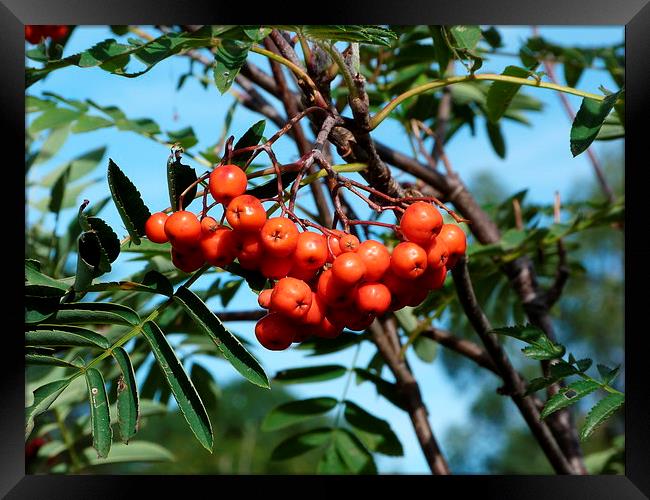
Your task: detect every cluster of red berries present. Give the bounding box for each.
[144,164,467,351]
[25,25,69,44]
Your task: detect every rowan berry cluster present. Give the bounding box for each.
[25,25,69,44]
[144,161,467,351]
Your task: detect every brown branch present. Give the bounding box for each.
[369,318,451,475]
[263,36,332,228]
[421,328,499,375]
[450,256,574,474]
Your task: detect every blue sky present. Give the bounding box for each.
[26,25,624,473]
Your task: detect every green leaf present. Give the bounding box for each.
[111,347,139,443]
[174,286,269,388]
[108,159,152,245]
[85,270,173,297]
[570,91,622,157]
[296,331,365,357]
[189,363,220,410]
[596,364,620,386]
[141,321,213,451]
[297,25,397,47]
[25,377,73,439]
[562,48,587,87]
[30,125,70,167]
[166,155,198,211]
[413,335,438,364]
[334,428,377,474]
[81,441,174,466]
[232,120,266,169]
[353,368,406,410]
[71,114,113,133]
[540,379,601,420]
[317,442,348,474]
[491,324,565,360]
[274,365,347,384]
[25,284,65,324]
[343,400,403,456]
[262,397,338,431]
[26,325,111,349]
[449,25,481,50]
[486,65,532,123]
[167,126,198,149]
[25,354,83,369]
[214,39,251,94]
[486,120,506,158]
[40,147,107,187]
[48,165,70,215]
[85,368,112,458]
[429,26,452,76]
[47,302,140,326]
[580,393,624,441]
[270,428,333,461]
[29,107,81,133]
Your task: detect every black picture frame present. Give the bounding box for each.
[7,1,649,497]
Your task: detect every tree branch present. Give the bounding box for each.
[369,317,451,475]
[450,257,574,474]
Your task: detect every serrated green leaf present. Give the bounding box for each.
[334,428,377,474]
[570,91,622,157]
[108,159,151,245]
[174,286,269,388]
[142,321,213,451]
[111,347,139,443]
[491,324,565,360]
[540,379,600,419]
[47,302,140,326]
[274,365,347,384]
[167,156,197,211]
[25,285,65,324]
[597,364,620,386]
[262,397,338,431]
[214,39,251,94]
[297,25,397,47]
[85,368,112,458]
[85,270,173,297]
[343,400,403,456]
[270,427,333,461]
[26,325,111,349]
[232,120,266,169]
[580,393,624,441]
[25,377,73,439]
[25,354,83,369]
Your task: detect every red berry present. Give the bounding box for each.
[145,212,169,244]
[165,211,201,250]
[209,164,248,205]
[400,201,443,246]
